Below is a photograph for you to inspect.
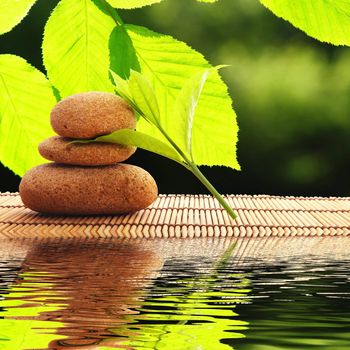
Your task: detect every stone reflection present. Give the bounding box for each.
[0,239,249,350]
[0,240,164,349]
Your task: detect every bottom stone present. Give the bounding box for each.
[19,163,158,215]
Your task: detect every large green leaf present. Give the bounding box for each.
[106,0,215,8]
[42,0,117,97]
[105,0,162,8]
[124,25,239,169]
[0,0,36,35]
[260,0,350,46]
[0,55,57,176]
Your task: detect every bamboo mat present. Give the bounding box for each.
[0,192,349,239]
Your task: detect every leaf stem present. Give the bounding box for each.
[98,0,125,29]
[188,163,238,221]
[157,125,237,221]
[157,125,191,170]
[111,74,238,222]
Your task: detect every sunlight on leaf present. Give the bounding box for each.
[173,68,211,158]
[110,70,133,101]
[124,24,240,169]
[106,0,217,8]
[129,70,161,126]
[42,0,116,97]
[260,0,350,46]
[0,54,56,176]
[0,0,36,35]
[105,0,162,8]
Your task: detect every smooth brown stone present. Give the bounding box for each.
[19,164,158,215]
[51,92,136,139]
[39,136,136,166]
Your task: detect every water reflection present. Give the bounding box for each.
[1,241,165,349]
[234,257,350,350]
[0,239,248,349]
[114,243,249,349]
[0,237,349,350]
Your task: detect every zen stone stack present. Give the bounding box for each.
[19,92,158,215]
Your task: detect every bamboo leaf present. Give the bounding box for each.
[42,0,119,97]
[260,0,350,46]
[0,0,36,35]
[0,54,57,176]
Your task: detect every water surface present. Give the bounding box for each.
[0,237,349,349]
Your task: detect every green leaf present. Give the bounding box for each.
[93,129,183,164]
[260,0,350,46]
[173,69,211,158]
[110,70,133,103]
[0,0,36,35]
[110,70,146,123]
[107,70,238,220]
[106,0,217,7]
[109,26,140,79]
[129,70,161,125]
[105,0,162,8]
[124,24,240,169]
[0,55,57,176]
[42,0,117,97]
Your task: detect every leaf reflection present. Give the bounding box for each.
[0,240,249,350]
[112,243,250,350]
[0,273,67,349]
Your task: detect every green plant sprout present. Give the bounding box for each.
[76,68,238,220]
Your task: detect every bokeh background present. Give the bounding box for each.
[1,0,350,196]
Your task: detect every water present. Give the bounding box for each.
[0,237,349,350]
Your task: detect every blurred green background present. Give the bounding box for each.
[1,0,350,196]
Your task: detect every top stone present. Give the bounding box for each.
[51,91,136,139]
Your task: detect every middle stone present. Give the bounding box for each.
[39,136,136,166]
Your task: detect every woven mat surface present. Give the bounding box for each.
[0,192,349,238]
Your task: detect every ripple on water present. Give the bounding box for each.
[0,237,349,349]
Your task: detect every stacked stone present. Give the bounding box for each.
[19,92,158,215]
